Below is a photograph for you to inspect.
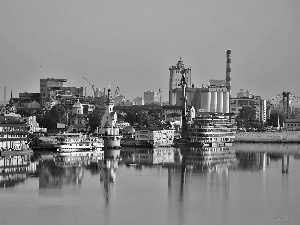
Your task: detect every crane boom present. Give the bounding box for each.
[83,77,96,93]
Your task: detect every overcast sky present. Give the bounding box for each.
[1,0,299,101]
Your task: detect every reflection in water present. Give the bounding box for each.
[184,147,237,171]
[121,147,177,165]
[236,151,269,171]
[236,151,291,173]
[99,150,120,225]
[282,154,289,173]
[39,151,102,190]
[234,142,300,153]
[164,146,235,225]
[2,146,294,193]
[100,159,118,205]
[130,147,175,165]
[167,146,236,201]
[39,160,84,189]
[0,154,37,188]
[1,144,300,225]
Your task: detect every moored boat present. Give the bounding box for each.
[53,132,104,153]
[186,112,236,149]
[31,135,58,151]
[134,127,175,148]
[0,115,32,156]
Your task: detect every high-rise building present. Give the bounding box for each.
[40,78,83,106]
[133,97,144,105]
[114,95,126,106]
[94,88,104,98]
[230,90,267,123]
[40,78,67,104]
[144,91,159,105]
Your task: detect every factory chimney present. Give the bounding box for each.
[226,50,232,97]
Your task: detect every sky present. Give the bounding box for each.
[1,0,300,102]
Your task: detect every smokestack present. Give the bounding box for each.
[226,49,232,97]
[4,87,6,101]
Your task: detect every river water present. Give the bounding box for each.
[1,143,300,225]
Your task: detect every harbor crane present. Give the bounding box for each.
[83,77,96,98]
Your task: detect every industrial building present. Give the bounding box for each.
[169,58,192,105]
[168,50,232,115]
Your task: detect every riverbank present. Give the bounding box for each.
[233,142,300,153]
[235,131,300,143]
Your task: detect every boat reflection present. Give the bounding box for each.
[123,147,176,166]
[167,146,236,211]
[0,154,37,188]
[183,147,237,172]
[53,151,103,167]
[122,146,237,172]
[39,151,103,190]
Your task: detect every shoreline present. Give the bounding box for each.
[235,131,300,143]
[235,140,300,143]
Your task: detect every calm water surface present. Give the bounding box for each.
[1,143,300,225]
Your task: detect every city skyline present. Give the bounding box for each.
[1,0,300,101]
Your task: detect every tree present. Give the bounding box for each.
[237,106,257,129]
[17,109,32,117]
[37,105,68,131]
[266,111,283,127]
[87,107,104,132]
[125,111,139,125]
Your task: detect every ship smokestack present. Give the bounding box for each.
[226,49,232,97]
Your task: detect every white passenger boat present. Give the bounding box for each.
[0,115,32,156]
[54,133,104,153]
[134,127,175,148]
[187,112,236,150]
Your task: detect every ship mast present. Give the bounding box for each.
[179,69,188,141]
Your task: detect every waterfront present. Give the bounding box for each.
[1,144,300,225]
[235,131,300,143]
